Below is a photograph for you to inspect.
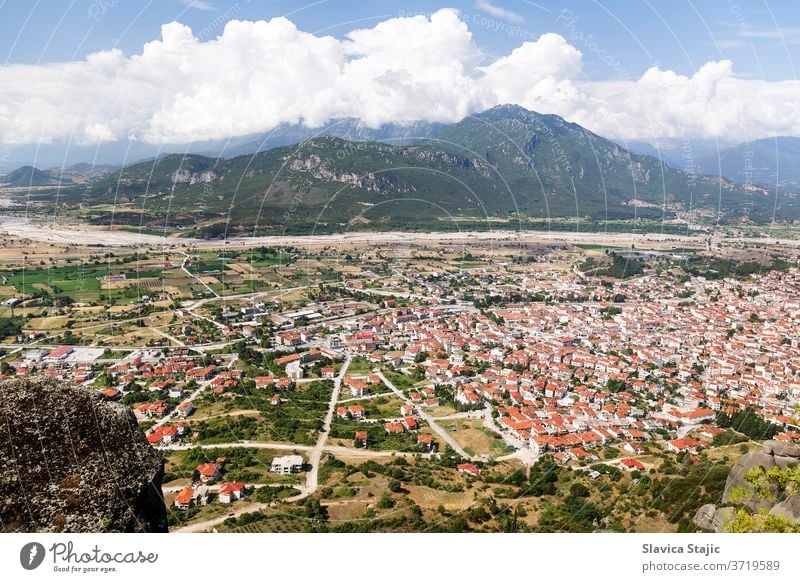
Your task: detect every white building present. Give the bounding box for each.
[270,454,304,474]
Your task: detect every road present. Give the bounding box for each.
[306,355,351,494]
[151,328,186,347]
[172,356,359,534]
[151,381,210,430]
[163,439,426,459]
[165,441,314,453]
[173,488,310,533]
[180,252,220,298]
[376,370,473,460]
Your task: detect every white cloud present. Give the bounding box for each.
[0,9,798,146]
[475,0,524,23]
[738,26,800,40]
[180,0,216,11]
[478,33,586,118]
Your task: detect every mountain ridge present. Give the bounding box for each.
[696,136,800,189]
[14,105,797,234]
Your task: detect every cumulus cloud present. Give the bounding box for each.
[0,8,798,146]
[478,33,588,119]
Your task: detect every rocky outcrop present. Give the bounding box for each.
[693,504,734,532]
[693,441,800,531]
[0,378,168,532]
[171,169,217,185]
[722,441,800,511]
[770,494,800,522]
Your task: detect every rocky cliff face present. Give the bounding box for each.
[694,441,800,532]
[0,378,168,532]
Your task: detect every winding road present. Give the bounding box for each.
[376,370,473,460]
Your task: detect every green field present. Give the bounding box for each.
[2,264,166,300]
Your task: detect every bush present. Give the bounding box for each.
[376,494,396,509]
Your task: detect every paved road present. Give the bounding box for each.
[151,381,210,430]
[172,357,359,534]
[306,355,351,494]
[151,328,186,347]
[376,370,472,460]
[166,441,313,453]
[173,488,310,533]
[434,411,482,421]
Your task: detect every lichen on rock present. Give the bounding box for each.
[0,378,168,532]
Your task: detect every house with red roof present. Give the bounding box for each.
[620,458,646,471]
[218,482,247,503]
[174,486,195,510]
[666,437,704,453]
[417,434,434,452]
[457,463,480,476]
[354,430,368,448]
[196,462,222,483]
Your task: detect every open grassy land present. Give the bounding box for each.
[191,380,333,446]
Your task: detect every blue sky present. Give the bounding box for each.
[1,0,798,81]
[0,0,798,151]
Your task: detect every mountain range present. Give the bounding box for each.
[695,137,800,189]
[0,165,69,187]
[9,105,799,235]
[0,163,117,187]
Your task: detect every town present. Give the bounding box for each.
[1,227,799,532]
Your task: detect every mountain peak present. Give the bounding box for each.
[1,165,69,187]
[475,103,541,121]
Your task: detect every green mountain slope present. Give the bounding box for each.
[431,105,770,220]
[1,165,71,187]
[58,105,789,235]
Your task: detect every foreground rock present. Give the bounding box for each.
[693,504,735,532]
[694,441,800,532]
[722,441,800,511]
[0,378,168,532]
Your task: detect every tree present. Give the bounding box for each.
[569,482,590,498]
[303,498,328,523]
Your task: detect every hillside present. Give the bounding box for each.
[1,165,71,187]
[432,105,749,220]
[43,105,791,235]
[697,136,800,189]
[203,118,441,158]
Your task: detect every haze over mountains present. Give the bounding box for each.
[4,108,799,193]
[695,137,800,189]
[4,105,798,234]
[0,119,444,174]
[6,104,782,235]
